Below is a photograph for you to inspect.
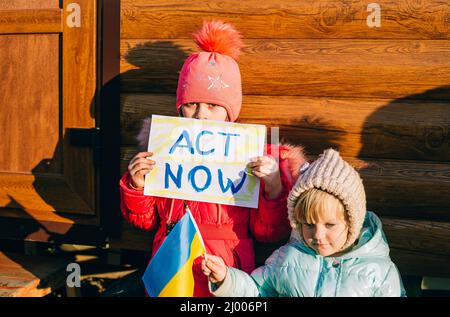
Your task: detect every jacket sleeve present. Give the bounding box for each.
[250,181,291,243]
[211,249,282,297]
[119,172,159,231]
[211,266,279,297]
[374,263,407,297]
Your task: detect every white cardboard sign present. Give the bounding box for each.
[144,115,266,208]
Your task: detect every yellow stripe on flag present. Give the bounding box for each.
[158,233,204,297]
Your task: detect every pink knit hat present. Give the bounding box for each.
[176,20,244,122]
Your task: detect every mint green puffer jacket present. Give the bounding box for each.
[212,211,406,297]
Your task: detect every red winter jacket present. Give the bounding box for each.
[119,143,306,296]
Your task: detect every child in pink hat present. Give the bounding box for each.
[119,20,308,297]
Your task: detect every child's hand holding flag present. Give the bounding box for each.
[201,254,227,285]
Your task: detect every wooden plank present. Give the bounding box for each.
[0,9,62,34]
[0,1,59,10]
[0,206,101,228]
[62,0,97,212]
[120,39,450,99]
[0,173,93,215]
[390,248,450,278]
[121,0,450,39]
[352,160,450,221]
[0,252,71,297]
[0,277,41,297]
[381,217,450,257]
[120,93,450,161]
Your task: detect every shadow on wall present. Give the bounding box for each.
[357,86,450,221]
[121,41,190,94]
[276,87,450,223]
[276,86,450,161]
[358,86,450,161]
[120,41,189,148]
[277,115,347,157]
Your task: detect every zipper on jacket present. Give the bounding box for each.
[333,258,342,296]
[314,258,324,297]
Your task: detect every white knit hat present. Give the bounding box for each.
[287,148,366,251]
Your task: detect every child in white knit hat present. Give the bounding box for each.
[202,148,406,297]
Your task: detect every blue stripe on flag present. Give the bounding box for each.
[142,212,197,297]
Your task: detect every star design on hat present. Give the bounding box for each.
[181,80,189,91]
[207,75,230,90]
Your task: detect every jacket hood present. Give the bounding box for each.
[290,211,390,259]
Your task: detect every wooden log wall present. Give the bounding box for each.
[116,0,450,278]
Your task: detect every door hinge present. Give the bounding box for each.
[68,127,101,166]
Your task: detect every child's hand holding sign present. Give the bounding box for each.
[128,151,155,190]
[247,156,282,200]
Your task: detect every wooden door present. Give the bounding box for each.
[0,0,119,245]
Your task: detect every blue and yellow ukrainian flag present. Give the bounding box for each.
[142,207,206,297]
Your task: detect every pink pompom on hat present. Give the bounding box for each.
[176,20,244,122]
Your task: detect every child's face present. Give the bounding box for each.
[181,103,229,121]
[301,212,348,257]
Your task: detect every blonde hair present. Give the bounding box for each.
[294,188,347,225]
